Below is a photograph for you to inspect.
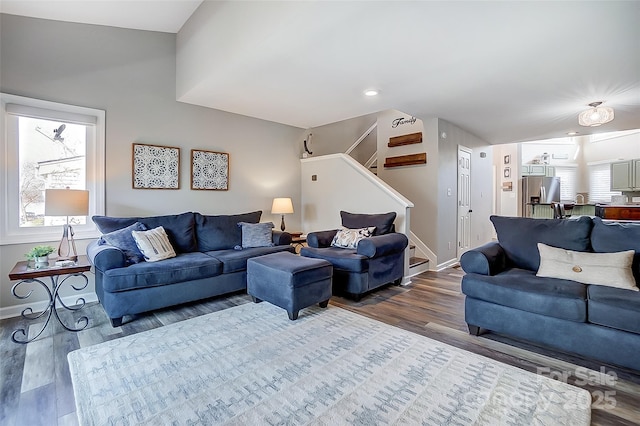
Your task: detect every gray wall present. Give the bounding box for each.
[437,119,494,264]
[0,14,304,313]
[306,112,378,162]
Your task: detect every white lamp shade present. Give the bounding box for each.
[45,189,89,216]
[271,197,294,215]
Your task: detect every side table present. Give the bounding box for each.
[289,232,307,254]
[8,255,91,344]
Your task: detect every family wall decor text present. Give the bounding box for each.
[391,116,417,128]
[191,149,229,190]
[132,143,180,189]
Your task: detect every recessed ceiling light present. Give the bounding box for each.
[567,131,579,136]
[364,89,379,97]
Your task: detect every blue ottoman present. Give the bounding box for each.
[247,252,333,320]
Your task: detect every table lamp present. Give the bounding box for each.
[45,188,89,261]
[271,197,294,231]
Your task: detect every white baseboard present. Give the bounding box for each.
[436,258,460,271]
[0,291,98,320]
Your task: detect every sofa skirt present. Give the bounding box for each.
[465,297,640,372]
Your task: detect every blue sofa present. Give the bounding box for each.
[461,216,640,371]
[87,211,293,326]
[301,211,408,301]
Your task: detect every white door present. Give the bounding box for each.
[457,146,472,258]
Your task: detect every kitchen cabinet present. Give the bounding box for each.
[522,165,554,177]
[611,159,640,191]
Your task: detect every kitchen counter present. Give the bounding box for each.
[595,204,640,221]
[524,203,596,219]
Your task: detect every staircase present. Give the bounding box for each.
[408,244,430,276]
[342,121,433,277]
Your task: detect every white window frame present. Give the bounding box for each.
[588,161,621,204]
[554,165,578,202]
[1,93,105,245]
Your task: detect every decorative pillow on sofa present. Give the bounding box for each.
[131,226,176,262]
[236,222,274,249]
[537,243,638,291]
[331,226,375,249]
[340,211,396,235]
[99,221,147,264]
[490,215,593,271]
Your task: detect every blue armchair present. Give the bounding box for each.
[300,211,408,301]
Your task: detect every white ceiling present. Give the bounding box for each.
[2,1,639,144]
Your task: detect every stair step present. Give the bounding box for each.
[410,257,428,267]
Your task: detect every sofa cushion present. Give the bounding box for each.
[591,217,640,285]
[93,213,197,253]
[588,285,640,335]
[537,243,637,291]
[340,211,396,235]
[461,268,587,322]
[237,221,275,249]
[99,221,147,265]
[300,246,368,273]
[195,211,262,251]
[102,252,222,292]
[204,245,294,274]
[490,215,593,271]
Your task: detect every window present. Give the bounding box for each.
[554,166,577,202]
[1,93,105,244]
[588,163,621,203]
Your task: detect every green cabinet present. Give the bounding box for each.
[611,159,640,191]
[522,165,554,176]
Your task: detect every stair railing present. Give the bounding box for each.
[344,122,377,155]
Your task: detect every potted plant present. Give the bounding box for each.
[26,245,55,266]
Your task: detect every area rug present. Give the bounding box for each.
[68,303,591,425]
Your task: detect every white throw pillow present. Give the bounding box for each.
[132,226,176,262]
[536,243,637,291]
[331,226,375,249]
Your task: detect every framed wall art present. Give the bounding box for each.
[503,154,511,165]
[503,167,511,178]
[132,143,180,189]
[191,149,229,190]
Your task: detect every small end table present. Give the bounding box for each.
[8,255,91,344]
[289,232,307,254]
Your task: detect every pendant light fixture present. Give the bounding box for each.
[578,101,614,127]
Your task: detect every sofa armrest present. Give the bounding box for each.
[460,241,506,276]
[357,233,408,258]
[306,230,338,248]
[272,230,292,245]
[87,240,127,271]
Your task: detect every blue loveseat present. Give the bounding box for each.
[87,211,293,326]
[301,211,408,301]
[461,216,640,371]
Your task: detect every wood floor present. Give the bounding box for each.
[1,267,639,425]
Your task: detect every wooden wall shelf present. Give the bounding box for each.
[384,153,427,168]
[388,132,422,147]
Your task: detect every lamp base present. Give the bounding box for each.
[280,215,286,232]
[57,223,78,262]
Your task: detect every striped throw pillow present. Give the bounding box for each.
[132,226,176,262]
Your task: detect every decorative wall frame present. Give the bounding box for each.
[191,149,229,190]
[503,167,511,178]
[503,154,511,165]
[132,143,180,189]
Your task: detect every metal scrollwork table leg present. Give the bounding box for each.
[11,272,89,344]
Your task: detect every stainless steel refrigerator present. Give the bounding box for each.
[521,176,561,217]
